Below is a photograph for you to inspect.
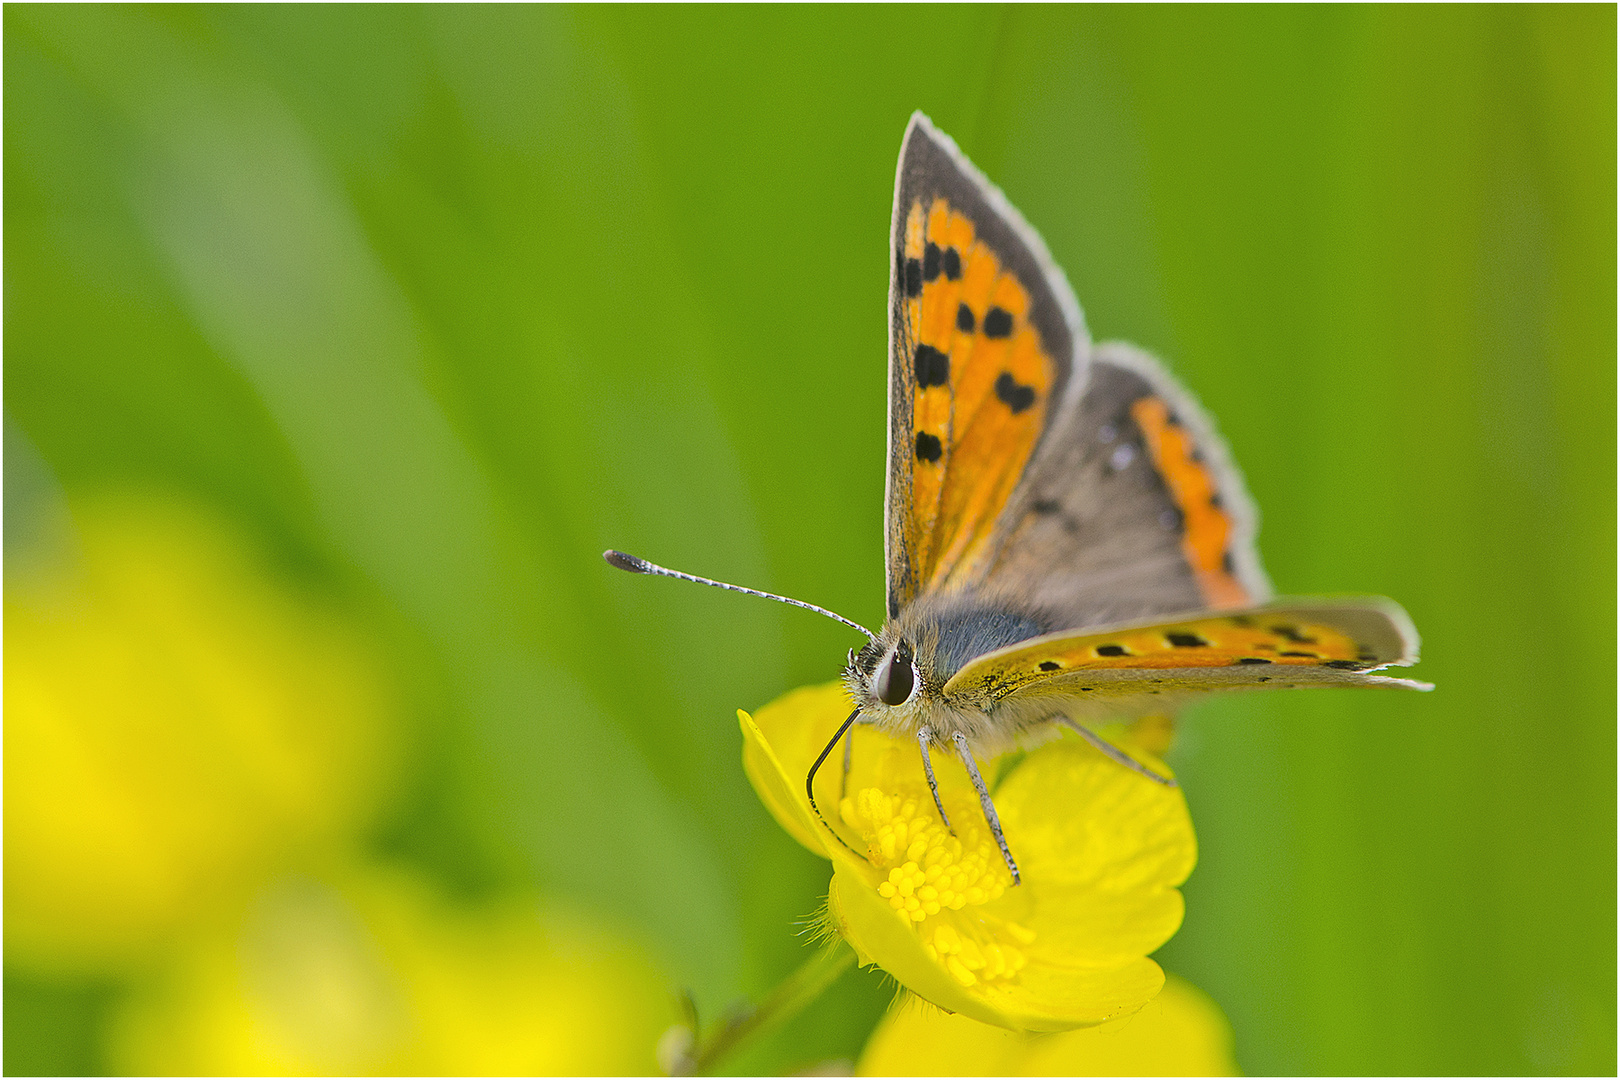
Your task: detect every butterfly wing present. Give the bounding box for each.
[970,341,1273,629]
[885,113,1087,621]
[883,116,1429,716]
[941,598,1430,718]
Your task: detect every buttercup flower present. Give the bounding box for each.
[741,682,1195,1032]
[857,975,1237,1076]
[109,867,673,1075]
[5,492,396,973]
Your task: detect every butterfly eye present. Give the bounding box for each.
[875,642,916,706]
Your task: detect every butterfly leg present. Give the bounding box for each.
[916,728,953,832]
[951,732,1020,886]
[1059,717,1178,787]
[805,707,869,862]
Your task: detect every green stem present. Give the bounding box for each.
[673,937,857,1076]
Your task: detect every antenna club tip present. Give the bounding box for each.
[603,549,651,574]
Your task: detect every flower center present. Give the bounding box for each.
[841,786,1033,987]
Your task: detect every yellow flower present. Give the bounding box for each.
[5,492,397,974]
[108,866,674,1076]
[857,975,1238,1076]
[740,682,1196,1032]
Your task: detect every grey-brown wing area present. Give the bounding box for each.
[883,112,1086,621]
[972,341,1272,629]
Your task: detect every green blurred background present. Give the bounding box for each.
[5,5,1613,1075]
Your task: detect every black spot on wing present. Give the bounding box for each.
[983,306,1013,338]
[956,303,975,333]
[1095,644,1128,657]
[896,130,1074,401]
[1237,657,1272,665]
[904,257,923,297]
[915,344,950,388]
[942,247,962,280]
[914,431,943,463]
[994,372,1036,414]
[1038,660,1061,671]
[1031,496,1080,537]
[1270,624,1316,644]
[1166,632,1208,648]
[1323,660,1368,671]
[923,242,942,282]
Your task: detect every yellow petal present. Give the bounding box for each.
[995,738,1196,890]
[5,493,396,975]
[1020,882,1186,967]
[108,867,673,1076]
[828,863,1015,1030]
[739,705,828,857]
[857,975,1239,1076]
[966,958,1167,1032]
[742,681,954,867]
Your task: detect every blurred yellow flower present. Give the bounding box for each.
[5,492,397,974]
[740,682,1196,1032]
[858,975,1238,1076]
[108,867,674,1076]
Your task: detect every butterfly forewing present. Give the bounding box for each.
[885,115,1084,620]
[941,599,1426,706]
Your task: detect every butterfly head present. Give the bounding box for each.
[844,594,1072,740]
[844,617,952,730]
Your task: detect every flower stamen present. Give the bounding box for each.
[842,787,1029,985]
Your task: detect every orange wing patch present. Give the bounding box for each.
[899,197,1058,598]
[1130,396,1249,608]
[954,613,1382,699]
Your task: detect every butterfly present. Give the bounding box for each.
[607,112,1429,884]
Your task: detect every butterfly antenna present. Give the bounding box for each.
[603,550,874,639]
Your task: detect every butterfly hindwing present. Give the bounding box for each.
[885,113,1086,620]
[941,598,1428,712]
[970,342,1272,629]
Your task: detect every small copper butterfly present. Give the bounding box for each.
[608,113,1429,883]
